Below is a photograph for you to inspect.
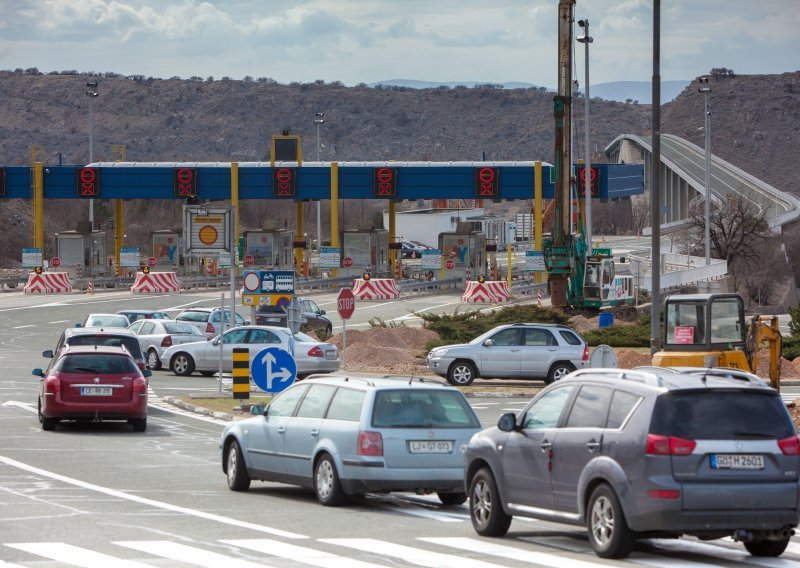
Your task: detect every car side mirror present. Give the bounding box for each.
[42,350,54,358]
[32,368,44,378]
[320,309,325,315]
[483,339,494,347]
[497,412,517,432]
[212,338,220,346]
[143,369,152,378]
[245,320,251,325]
[74,323,82,328]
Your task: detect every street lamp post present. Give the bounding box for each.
[699,77,712,266]
[86,80,99,276]
[577,20,593,251]
[314,112,325,252]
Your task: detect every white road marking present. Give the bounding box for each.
[1,401,37,414]
[0,455,307,540]
[5,543,152,568]
[115,541,274,568]
[223,538,390,568]
[11,325,34,329]
[421,537,601,568]
[48,320,71,324]
[321,538,503,568]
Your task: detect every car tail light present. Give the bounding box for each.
[308,346,323,358]
[161,336,173,348]
[647,489,680,500]
[136,361,146,371]
[357,431,383,456]
[646,434,696,456]
[206,323,215,333]
[133,376,148,395]
[582,345,589,361]
[45,376,61,395]
[778,435,800,455]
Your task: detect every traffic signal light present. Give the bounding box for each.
[272,167,296,197]
[578,165,599,196]
[373,167,397,197]
[474,167,499,197]
[173,167,197,198]
[77,167,100,197]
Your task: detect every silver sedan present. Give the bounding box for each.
[127,319,207,370]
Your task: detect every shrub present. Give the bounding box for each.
[783,336,800,361]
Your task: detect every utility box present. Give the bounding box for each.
[339,229,390,278]
[56,230,107,277]
[151,230,181,270]
[244,230,293,268]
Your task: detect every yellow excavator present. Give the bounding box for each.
[652,293,783,389]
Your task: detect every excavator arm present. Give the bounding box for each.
[747,315,783,390]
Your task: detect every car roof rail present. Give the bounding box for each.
[379,374,448,386]
[569,368,664,386]
[673,367,768,387]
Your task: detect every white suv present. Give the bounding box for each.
[427,323,588,386]
[175,307,248,339]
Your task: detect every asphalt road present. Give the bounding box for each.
[3,290,800,567]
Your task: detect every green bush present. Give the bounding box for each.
[789,304,800,337]
[783,336,800,361]
[583,324,651,347]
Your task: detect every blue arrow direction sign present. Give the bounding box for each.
[251,347,297,393]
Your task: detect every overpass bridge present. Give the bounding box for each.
[606,133,800,231]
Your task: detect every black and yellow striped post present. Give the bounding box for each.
[232,348,250,400]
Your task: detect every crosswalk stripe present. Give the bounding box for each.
[222,538,391,568]
[5,543,152,568]
[420,537,601,568]
[320,538,504,568]
[643,538,794,567]
[115,541,273,568]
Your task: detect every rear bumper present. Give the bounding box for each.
[339,462,465,494]
[298,359,340,376]
[43,395,148,421]
[629,509,800,534]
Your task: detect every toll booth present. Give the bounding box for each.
[339,229,390,278]
[438,228,486,284]
[244,229,293,268]
[56,230,108,277]
[151,230,182,271]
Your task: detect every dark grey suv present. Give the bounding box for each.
[465,367,800,559]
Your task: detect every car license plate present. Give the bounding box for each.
[264,317,281,323]
[80,387,113,396]
[325,351,336,359]
[408,440,453,454]
[711,454,765,470]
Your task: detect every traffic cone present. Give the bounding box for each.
[87,279,94,295]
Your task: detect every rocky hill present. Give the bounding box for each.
[0,69,797,265]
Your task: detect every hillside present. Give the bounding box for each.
[0,70,797,265]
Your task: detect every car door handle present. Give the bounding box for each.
[540,441,552,452]
[277,426,286,434]
[548,348,558,352]
[310,429,319,437]
[510,348,520,352]
[586,441,600,451]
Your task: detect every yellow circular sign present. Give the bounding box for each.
[198,225,218,245]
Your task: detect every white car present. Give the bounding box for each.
[174,307,249,339]
[127,319,207,370]
[161,326,339,379]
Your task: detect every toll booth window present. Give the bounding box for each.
[710,297,744,343]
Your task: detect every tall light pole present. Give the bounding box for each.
[577,19,593,251]
[314,112,325,251]
[699,77,712,265]
[86,80,98,276]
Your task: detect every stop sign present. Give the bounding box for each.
[343,257,353,268]
[244,255,255,266]
[337,287,356,320]
[50,257,61,268]
[445,258,455,270]
[147,257,157,267]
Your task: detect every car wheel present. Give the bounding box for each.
[37,399,43,424]
[41,416,58,431]
[170,353,195,376]
[587,484,636,559]
[226,440,251,491]
[147,349,162,370]
[744,538,790,557]
[546,362,574,384]
[447,360,477,386]
[438,492,468,506]
[314,453,346,506]
[323,325,332,339]
[131,418,147,432]
[469,467,511,536]
[199,371,216,377]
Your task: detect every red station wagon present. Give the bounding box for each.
[34,345,151,432]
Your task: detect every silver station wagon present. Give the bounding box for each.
[220,375,482,506]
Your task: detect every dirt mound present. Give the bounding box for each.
[327,326,440,375]
[615,349,651,369]
[569,315,595,334]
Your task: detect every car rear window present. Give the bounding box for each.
[163,322,198,334]
[56,354,140,374]
[178,311,208,322]
[559,330,583,346]
[371,389,481,429]
[650,391,795,439]
[67,335,143,359]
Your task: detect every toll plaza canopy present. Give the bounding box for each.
[1,161,644,201]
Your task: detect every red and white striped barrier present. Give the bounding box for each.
[351,278,400,300]
[131,271,181,294]
[462,280,511,304]
[23,272,73,294]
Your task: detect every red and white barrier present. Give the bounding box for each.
[462,280,511,304]
[23,272,73,294]
[352,278,400,300]
[131,271,181,294]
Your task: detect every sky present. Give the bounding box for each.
[0,1,797,88]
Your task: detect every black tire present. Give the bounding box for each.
[37,399,43,424]
[170,353,195,376]
[546,362,574,384]
[744,537,790,557]
[226,440,251,491]
[324,325,332,339]
[469,467,511,536]
[147,349,162,370]
[586,484,636,559]
[438,492,468,506]
[314,453,346,506]
[42,416,58,431]
[447,360,477,386]
[199,370,216,377]
[131,418,147,432]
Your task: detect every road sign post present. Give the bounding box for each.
[337,287,355,369]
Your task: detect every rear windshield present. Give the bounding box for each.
[163,322,199,335]
[56,354,140,375]
[650,391,794,439]
[371,389,481,429]
[67,335,143,359]
[86,315,130,328]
